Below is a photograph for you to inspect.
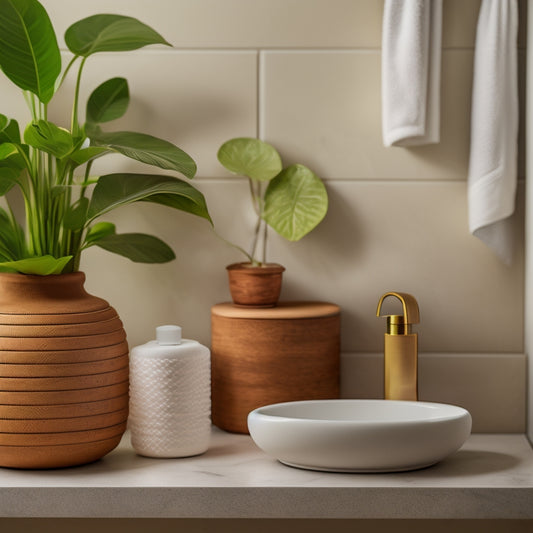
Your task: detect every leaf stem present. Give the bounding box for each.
[247,179,265,265]
[71,56,87,137]
[56,55,80,92]
[23,92,37,121]
[212,229,254,264]
[79,160,94,199]
[249,214,262,265]
[261,219,268,264]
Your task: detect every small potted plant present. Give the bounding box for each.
[0,0,211,468]
[217,137,328,307]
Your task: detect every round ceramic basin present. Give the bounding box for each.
[247,399,472,472]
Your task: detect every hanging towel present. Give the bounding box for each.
[468,0,518,264]
[381,0,443,147]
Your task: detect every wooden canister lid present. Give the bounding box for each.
[211,301,340,319]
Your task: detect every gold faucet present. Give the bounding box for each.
[376,292,420,401]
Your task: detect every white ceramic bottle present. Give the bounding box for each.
[129,325,211,458]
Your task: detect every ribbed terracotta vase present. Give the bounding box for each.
[0,272,129,469]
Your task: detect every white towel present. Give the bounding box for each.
[468,0,519,264]
[382,0,442,147]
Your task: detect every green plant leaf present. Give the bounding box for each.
[69,146,108,167]
[0,154,25,172]
[50,185,68,199]
[217,137,282,182]
[143,193,214,222]
[263,163,328,241]
[0,116,21,144]
[85,221,116,246]
[87,173,211,223]
[65,14,171,57]
[63,197,89,230]
[0,0,61,103]
[0,206,25,261]
[88,128,196,178]
[0,144,25,185]
[0,143,17,161]
[93,232,175,263]
[0,167,19,195]
[24,120,73,158]
[0,255,72,275]
[0,140,28,177]
[87,77,129,124]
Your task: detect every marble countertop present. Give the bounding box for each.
[0,428,532,519]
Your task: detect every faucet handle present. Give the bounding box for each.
[376,292,420,328]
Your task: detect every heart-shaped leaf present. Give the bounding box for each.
[88,128,196,178]
[87,173,211,224]
[263,164,328,241]
[65,14,170,57]
[0,0,61,103]
[217,137,282,182]
[94,232,175,263]
[87,77,129,124]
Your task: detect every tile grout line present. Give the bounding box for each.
[56,46,490,54]
[257,50,262,140]
[194,177,526,184]
[195,177,473,184]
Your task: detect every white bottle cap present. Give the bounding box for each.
[156,325,182,345]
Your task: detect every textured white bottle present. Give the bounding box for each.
[129,325,211,458]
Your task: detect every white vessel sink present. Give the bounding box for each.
[247,399,472,472]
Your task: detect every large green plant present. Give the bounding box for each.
[217,137,328,266]
[0,0,211,275]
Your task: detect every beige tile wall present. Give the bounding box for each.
[342,353,527,433]
[3,2,526,357]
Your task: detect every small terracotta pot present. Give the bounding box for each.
[226,262,285,307]
[0,272,129,469]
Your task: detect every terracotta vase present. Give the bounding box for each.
[0,272,129,469]
[226,262,285,307]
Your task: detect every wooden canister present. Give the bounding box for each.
[211,302,340,433]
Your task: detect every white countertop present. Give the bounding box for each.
[0,428,532,519]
